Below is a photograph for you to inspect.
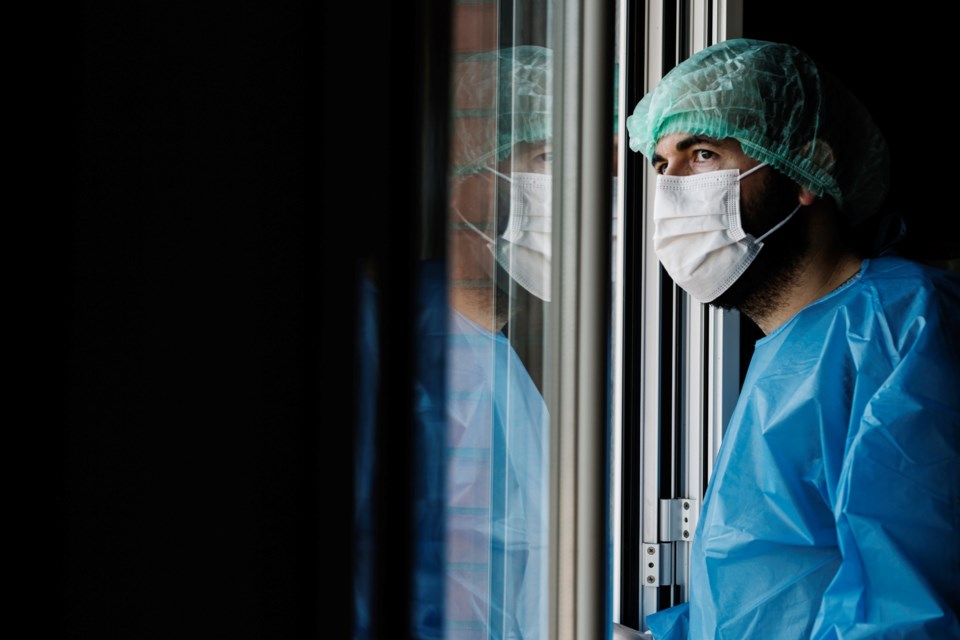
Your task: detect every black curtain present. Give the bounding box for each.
[743,0,959,268]
[46,2,443,637]
[54,2,322,637]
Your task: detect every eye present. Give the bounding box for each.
[654,162,667,175]
[693,149,715,162]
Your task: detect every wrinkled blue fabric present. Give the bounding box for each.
[442,276,550,639]
[648,602,689,640]
[354,262,448,639]
[648,256,960,639]
[355,259,550,639]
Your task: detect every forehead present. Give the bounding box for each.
[509,140,551,158]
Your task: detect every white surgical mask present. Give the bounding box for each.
[653,162,800,303]
[457,169,553,301]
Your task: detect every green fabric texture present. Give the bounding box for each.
[451,46,552,175]
[626,38,890,223]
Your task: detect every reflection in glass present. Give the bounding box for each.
[353,6,556,639]
[445,45,553,639]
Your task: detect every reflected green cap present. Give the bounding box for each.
[451,45,552,174]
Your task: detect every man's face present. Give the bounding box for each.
[651,133,809,315]
[650,132,804,235]
[651,132,795,234]
[651,133,764,198]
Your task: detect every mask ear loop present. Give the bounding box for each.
[453,207,496,245]
[484,166,516,240]
[451,166,511,244]
[737,162,801,243]
[756,203,802,243]
[737,161,768,181]
[485,166,513,183]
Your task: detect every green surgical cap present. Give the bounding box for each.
[451,45,552,174]
[626,38,890,223]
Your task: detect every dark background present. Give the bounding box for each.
[48,2,326,637]
[739,1,958,353]
[743,1,959,266]
[40,2,428,637]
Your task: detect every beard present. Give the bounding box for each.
[710,169,811,320]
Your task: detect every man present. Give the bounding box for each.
[626,38,960,639]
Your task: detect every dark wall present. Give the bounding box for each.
[46,0,446,636]
[42,2,433,637]
[51,3,329,637]
[743,1,959,266]
[737,3,958,355]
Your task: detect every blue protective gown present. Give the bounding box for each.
[354,260,550,640]
[648,256,960,640]
[442,286,550,640]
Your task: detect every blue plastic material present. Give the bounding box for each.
[354,259,549,639]
[648,256,960,639]
[442,274,550,639]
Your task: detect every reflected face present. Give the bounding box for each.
[452,140,553,231]
[449,140,553,290]
[498,141,553,175]
[494,140,552,234]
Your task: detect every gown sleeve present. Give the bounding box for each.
[646,602,690,640]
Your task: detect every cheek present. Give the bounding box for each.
[517,155,549,174]
[534,159,551,174]
[741,176,798,236]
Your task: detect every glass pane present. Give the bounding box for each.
[352,3,556,638]
[445,2,553,638]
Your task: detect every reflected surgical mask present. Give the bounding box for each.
[653,162,800,303]
[458,169,553,301]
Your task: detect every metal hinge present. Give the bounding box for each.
[642,498,699,587]
[660,497,699,542]
[640,541,672,587]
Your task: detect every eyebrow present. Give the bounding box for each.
[650,135,723,167]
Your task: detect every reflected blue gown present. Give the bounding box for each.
[355,260,549,640]
[441,276,550,640]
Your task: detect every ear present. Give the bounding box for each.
[798,186,819,206]
[797,138,835,208]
